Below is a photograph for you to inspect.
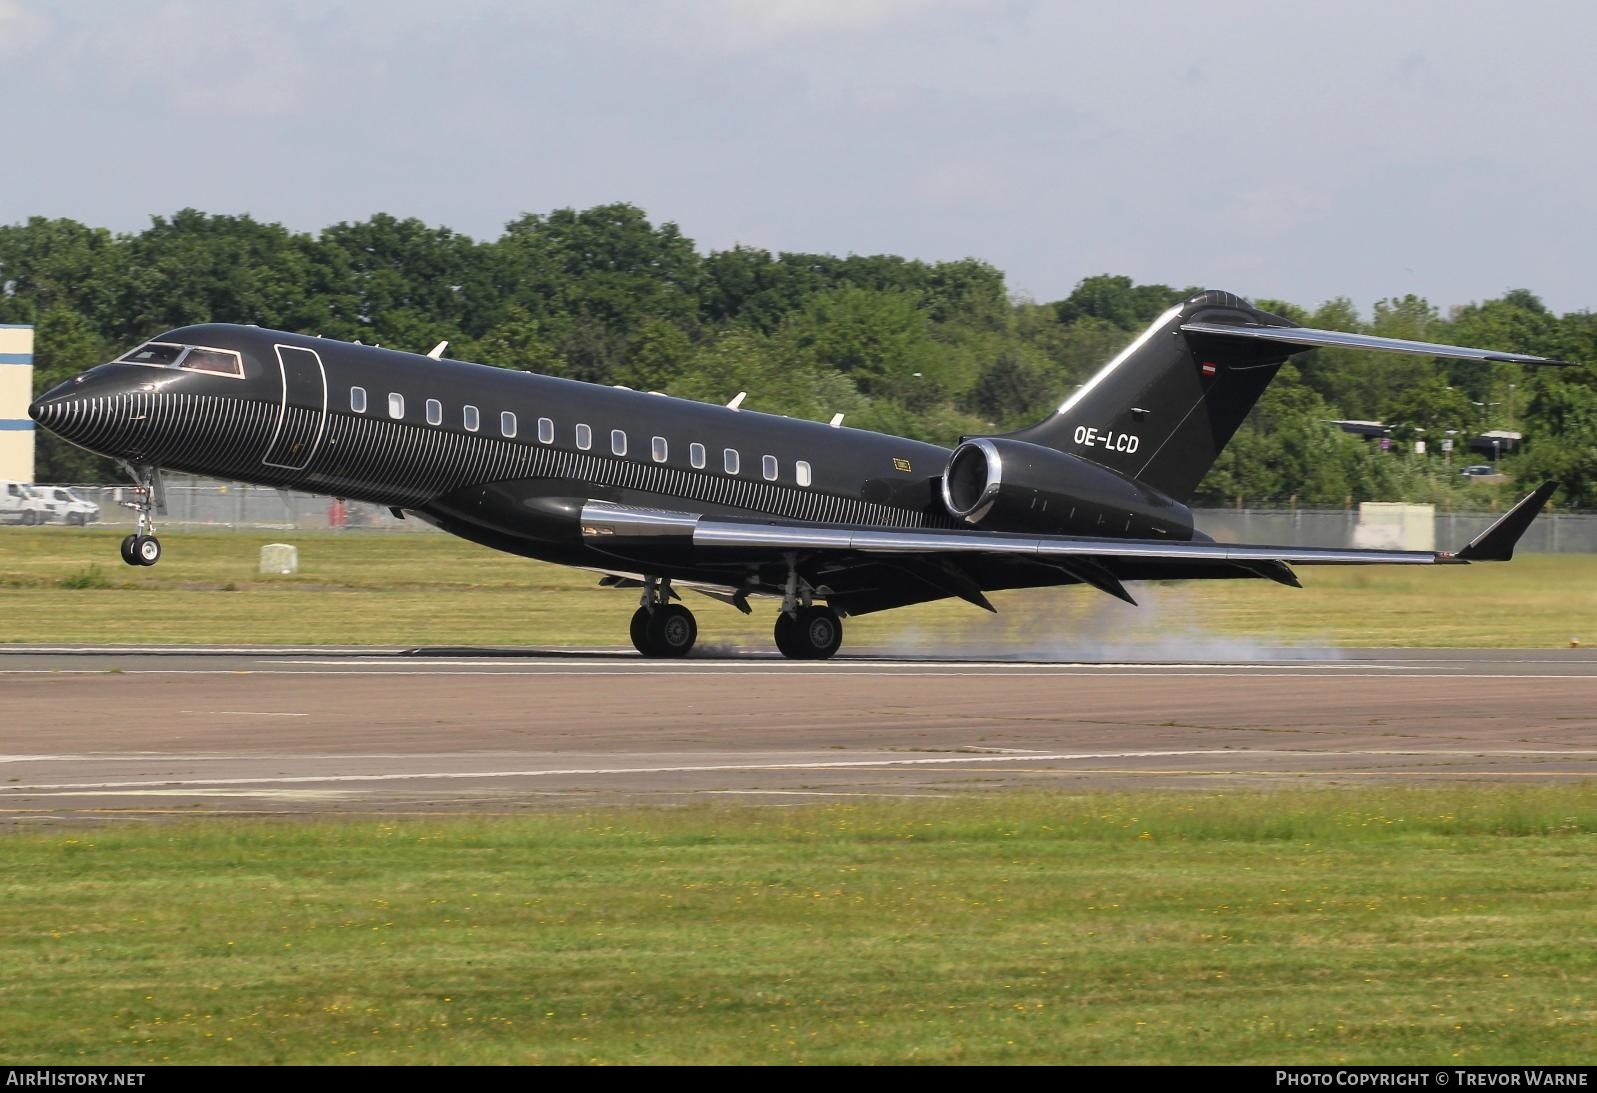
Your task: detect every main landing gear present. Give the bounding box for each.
[772,556,842,660]
[774,605,843,660]
[116,462,165,567]
[622,560,842,660]
[630,576,698,658]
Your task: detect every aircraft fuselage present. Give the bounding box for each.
[29,292,1559,659]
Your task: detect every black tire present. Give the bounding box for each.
[645,604,697,658]
[773,612,805,659]
[629,606,652,656]
[119,534,140,566]
[134,535,161,566]
[22,510,36,526]
[795,606,843,660]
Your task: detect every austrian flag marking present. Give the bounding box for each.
[1200,361,1218,377]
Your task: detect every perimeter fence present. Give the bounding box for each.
[12,476,1597,553]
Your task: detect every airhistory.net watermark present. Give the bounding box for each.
[5,1074,146,1087]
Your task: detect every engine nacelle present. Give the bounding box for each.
[941,437,1194,538]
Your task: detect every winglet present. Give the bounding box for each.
[1455,482,1557,562]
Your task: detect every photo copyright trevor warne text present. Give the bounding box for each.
[1276,1072,1589,1087]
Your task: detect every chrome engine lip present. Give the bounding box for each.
[941,437,1003,525]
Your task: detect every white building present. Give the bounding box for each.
[0,325,34,482]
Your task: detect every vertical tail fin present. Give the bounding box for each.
[1004,290,1292,502]
[1001,289,1564,503]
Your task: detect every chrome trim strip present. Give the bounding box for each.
[689,519,1443,566]
[579,501,700,538]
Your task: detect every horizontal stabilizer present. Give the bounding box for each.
[1455,482,1557,562]
[1180,322,1569,366]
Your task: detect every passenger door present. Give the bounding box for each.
[262,344,328,471]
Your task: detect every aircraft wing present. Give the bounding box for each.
[579,482,1556,610]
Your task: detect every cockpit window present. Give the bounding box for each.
[118,342,186,366]
[179,348,244,378]
[116,341,245,378]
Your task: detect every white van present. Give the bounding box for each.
[31,485,102,525]
[0,480,52,525]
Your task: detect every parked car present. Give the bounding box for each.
[0,480,52,525]
[1459,464,1498,477]
[31,485,101,525]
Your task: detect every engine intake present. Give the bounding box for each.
[941,436,1193,538]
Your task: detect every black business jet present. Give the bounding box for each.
[28,289,1562,659]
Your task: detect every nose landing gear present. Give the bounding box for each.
[116,462,166,567]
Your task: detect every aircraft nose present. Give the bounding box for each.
[28,380,77,431]
[28,368,162,460]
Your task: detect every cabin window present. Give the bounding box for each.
[500,411,517,438]
[690,442,706,469]
[388,393,404,419]
[762,455,778,481]
[179,347,245,378]
[724,448,740,475]
[463,405,479,432]
[350,386,367,414]
[425,399,442,426]
[796,460,812,487]
[611,430,627,457]
[651,436,667,462]
[576,424,592,450]
[538,417,554,444]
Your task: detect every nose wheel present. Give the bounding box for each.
[119,534,162,567]
[629,577,697,657]
[116,462,166,566]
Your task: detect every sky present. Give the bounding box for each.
[3,0,1595,316]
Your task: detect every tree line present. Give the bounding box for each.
[3,204,1593,507]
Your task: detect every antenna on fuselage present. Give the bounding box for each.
[726,392,746,410]
[427,341,448,360]
[829,413,844,427]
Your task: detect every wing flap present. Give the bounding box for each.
[691,520,1445,566]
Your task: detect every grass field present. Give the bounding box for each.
[2,526,1594,648]
[5,531,1595,1065]
[3,789,1594,1065]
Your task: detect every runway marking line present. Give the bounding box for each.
[703,790,960,799]
[5,669,1593,682]
[7,747,1597,794]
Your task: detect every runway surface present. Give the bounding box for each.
[3,645,1595,826]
